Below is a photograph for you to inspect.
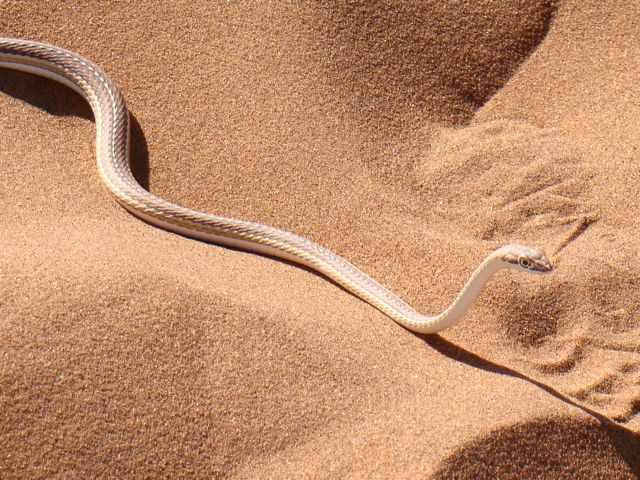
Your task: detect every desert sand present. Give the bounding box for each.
[1,1,639,478]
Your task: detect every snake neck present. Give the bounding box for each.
[412,254,505,334]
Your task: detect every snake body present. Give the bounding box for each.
[0,38,552,334]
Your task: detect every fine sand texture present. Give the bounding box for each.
[2,1,639,478]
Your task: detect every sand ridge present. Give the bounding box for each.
[1,0,639,478]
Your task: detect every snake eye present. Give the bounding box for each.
[519,258,531,268]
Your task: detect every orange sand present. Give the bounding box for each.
[1,1,639,478]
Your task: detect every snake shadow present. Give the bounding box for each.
[419,333,640,474]
[0,68,150,190]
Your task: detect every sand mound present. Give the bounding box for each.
[1,0,639,478]
[305,0,557,125]
[432,416,640,480]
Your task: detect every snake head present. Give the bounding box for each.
[496,244,552,275]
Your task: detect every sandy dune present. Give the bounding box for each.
[1,1,639,478]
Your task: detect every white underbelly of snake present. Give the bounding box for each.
[0,38,553,334]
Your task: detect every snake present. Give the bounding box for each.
[0,38,553,334]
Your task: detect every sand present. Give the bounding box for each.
[1,0,639,478]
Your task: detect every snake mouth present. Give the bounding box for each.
[531,266,553,275]
[535,270,552,276]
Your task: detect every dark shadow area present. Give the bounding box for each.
[305,0,559,126]
[421,334,640,476]
[431,414,639,479]
[0,69,91,119]
[128,114,149,190]
[0,68,149,190]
